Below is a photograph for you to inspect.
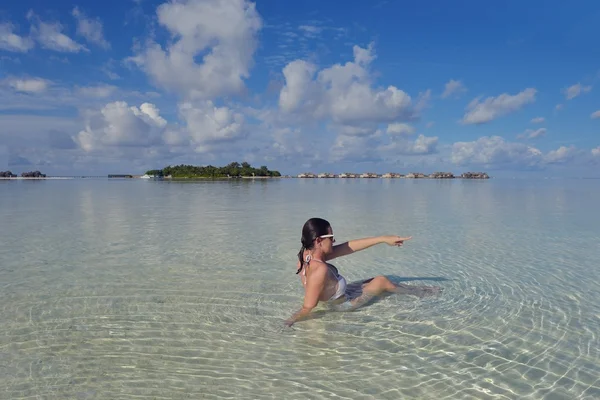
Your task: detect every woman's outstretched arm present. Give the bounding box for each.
[326,235,412,261]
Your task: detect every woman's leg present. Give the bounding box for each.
[332,276,442,312]
[363,276,441,298]
[362,276,397,296]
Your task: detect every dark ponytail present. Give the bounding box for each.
[296,217,331,274]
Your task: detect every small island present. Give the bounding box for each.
[1,170,47,178]
[145,162,282,179]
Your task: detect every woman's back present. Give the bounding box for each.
[300,258,346,301]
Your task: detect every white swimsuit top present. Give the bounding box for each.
[301,257,347,301]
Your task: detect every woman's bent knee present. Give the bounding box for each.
[364,276,395,294]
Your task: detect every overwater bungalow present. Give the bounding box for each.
[405,172,426,178]
[360,172,379,178]
[382,172,404,178]
[460,172,490,179]
[429,172,455,179]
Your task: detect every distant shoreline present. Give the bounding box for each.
[0,175,490,180]
[0,172,491,180]
[0,177,74,180]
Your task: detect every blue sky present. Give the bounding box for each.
[0,0,599,177]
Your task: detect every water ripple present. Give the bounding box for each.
[1,179,599,399]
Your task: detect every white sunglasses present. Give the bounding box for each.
[319,234,335,241]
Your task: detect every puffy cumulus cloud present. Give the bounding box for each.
[329,130,438,164]
[462,88,536,125]
[452,136,543,167]
[531,117,545,124]
[178,101,247,150]
[451,136,590,169]
[129,0,262,99]
[268,127,318,162]
[238,106,326,166]
[592,147,600,157]
[379,134,439,156]
[278,60,320,115]
[75,101,167,152]
[387,123,415,136]
[278,43,417,127]
[544,145,580,164]
[591,110,600,119]
[329,133,384,164]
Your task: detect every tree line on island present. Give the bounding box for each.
[145,162,282,178]
[0,170,46,178]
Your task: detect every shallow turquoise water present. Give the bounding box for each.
[1,178,599,399]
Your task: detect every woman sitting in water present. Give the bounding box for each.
[285,217,440,327]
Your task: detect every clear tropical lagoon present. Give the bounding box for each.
[0,177,599,399]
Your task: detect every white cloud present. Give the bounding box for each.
[27,11,87,53]
[129,0,262,99]
[452,136,543,166]
[329,133,383,163]
[0,22,34,52]
[591,110,600,119]
[441,79,466,99]
[353,42,376,65]
[517,128,546,140]
[4,77,50,93]
[451,137,591,169]
[531,117,545,123]
[3,2,598,176]
[462,88,536,125]
[381,134,439,156]
[178,101,247,149]
[544,145,579,164]
[279,43,415,126]
[75,101,167,152]
[269,127,318,162]
[387,123,415,136]
[72,7,110,49]
[329,130,438,164]
[279,60,320,115]
[564,83,592,100]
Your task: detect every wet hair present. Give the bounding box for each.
[296,217,331,275]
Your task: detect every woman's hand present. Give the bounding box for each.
[381,235,412,246]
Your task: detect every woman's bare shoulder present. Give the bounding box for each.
[305,260,329,277]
